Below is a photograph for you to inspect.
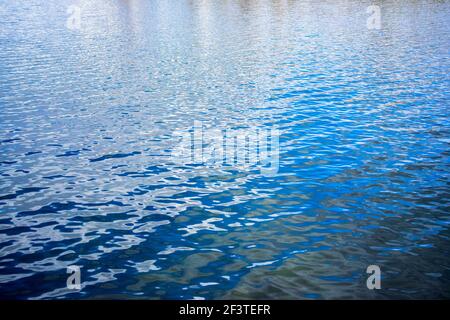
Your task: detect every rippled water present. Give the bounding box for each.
[0,0,449,299]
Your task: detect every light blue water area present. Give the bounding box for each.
[0,0,449,299]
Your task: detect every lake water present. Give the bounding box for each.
[0,0,449,299]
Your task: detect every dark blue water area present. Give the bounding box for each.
[0,0,449,299]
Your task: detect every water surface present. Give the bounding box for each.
[0,0,449,299]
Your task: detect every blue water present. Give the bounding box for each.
[0,0,449,299]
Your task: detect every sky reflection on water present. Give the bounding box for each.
[0,0,449,299]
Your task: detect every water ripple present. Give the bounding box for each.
[0,0,449,299]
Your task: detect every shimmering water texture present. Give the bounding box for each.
[0,0,449,299]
